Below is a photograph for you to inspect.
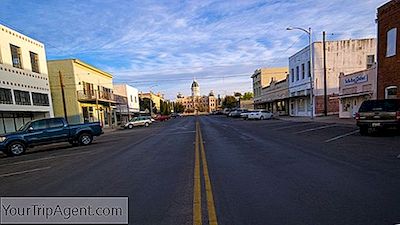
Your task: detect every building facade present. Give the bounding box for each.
[176,80,217,113]
[289,38,377,117]
[337,66,377,118]
[113,84,140,124]
[251,67,288,109]
[139,92,164,113]
[377,0,400,99]
[0,24,53,134]
[47,59,116,127]
[260,75,290,116]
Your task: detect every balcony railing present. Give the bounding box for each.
[77,90,116,103]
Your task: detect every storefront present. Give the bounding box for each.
[337,66,377,118]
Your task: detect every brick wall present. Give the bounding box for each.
[315,94,339,115]
[377,0,400,99]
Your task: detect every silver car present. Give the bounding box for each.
[124,117,152,129]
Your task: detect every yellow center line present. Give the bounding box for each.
[193,119,219,225]
[193,121,202,225]
[198,121,219,225]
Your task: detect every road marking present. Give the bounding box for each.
[0,166,51,178]
[272,122,311,131]
[159,131,196,135]
[324,130,359,143]
[198,122,218,225]
[294,124,337,134]
[193,122,202,225]
[0,151,93,168]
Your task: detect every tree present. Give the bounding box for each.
[242,92,253,100]
[174,102,185,113]
[140,98,154,113]
[222,96,237,109]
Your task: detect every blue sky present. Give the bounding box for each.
[0,0,387,99]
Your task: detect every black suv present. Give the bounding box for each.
[356,99,400,135]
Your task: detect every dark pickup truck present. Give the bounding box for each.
[0,117,103,156]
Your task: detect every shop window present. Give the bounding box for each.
[14,90,31,105]
[385,86,398,99]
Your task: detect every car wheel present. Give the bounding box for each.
[6,141,26,157]
[128,124,134,129]
[359,127,368,136]
[144,122,149,127]
[260,116,264,120]
[79,133,93,146]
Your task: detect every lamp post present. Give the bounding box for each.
[286,27,314,119]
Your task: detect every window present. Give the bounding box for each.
[296,66,299,81]
[291,68,294,82]
[135,96,137,103]
[48,118,64,128]
[31,120,47,130]
[386,28,397,57]
[0,88,13,104]
[130,95,133,102]
[307,61,311,77]
[32,92,49,106]
[30,51,39,73]
[301,63,305,79]
[10,44,22,68]
[366,55,375,69]
[14,90,31,105]
[385,86,398,99]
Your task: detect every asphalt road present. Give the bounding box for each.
[0,116,399,225]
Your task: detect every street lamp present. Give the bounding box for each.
[149,84,158,117]
[287,26,314,119]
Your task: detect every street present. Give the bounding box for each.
[0,116,399,225]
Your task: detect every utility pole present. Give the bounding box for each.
[59,71,68,122]
[323,31,328,116]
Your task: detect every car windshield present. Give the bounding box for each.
[359,100,400,112]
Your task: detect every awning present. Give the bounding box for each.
[330,91,372,100]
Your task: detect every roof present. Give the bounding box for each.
[47,58,113,78]
[192,80,199,88]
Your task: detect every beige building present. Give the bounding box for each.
[260,75,290,115]
[251,68,288,109]
[47,59,116,127]
[337,65,377,118]
[139,92,164,113]
[176,80,217,113]
[0,24,53,134]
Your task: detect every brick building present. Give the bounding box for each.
[377,0,400,99]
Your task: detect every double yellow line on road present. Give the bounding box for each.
[193,120,218,225]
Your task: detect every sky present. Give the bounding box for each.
[0,0,387,99]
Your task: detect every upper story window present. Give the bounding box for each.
[301,63,305,79]
[307,61,311,77]
[130,95,133,102]
[135,96,138,103]
[10,44,22,69]
[366,55,375,69]
[296,66,299,81]
[291,68,294,83]
[30,51,40,73]
[0,88,13,104]
[386,28,397,57]
[14,90,31,105]
[32,92,49,106]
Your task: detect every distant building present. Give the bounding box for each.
[0,24,53,134]
[377,0,400,99]
[288,38,376,117]
[139,92,164,113]
[337,66,377,118]
[113,84,140,123]
[260,75,290,116]
[176,80,217,113]
[47,59,116,127]
[251,68,288,109]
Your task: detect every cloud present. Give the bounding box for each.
[0,0,387,99]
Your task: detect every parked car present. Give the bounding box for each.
[247,110,273,120]
[0,117,103,157]
[229,109,248,118]
[240,110,254,119]
[124,116,152,129]
[356,99,400,135]
[155,114,170,122]
[223,108,232,116]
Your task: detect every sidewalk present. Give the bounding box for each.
[102,126,123,134]
[276,115,356,126]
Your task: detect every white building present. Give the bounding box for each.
[289,38,376,117]
[113,84,139,123]
[0,24,53,134]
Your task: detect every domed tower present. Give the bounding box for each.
[191,80,200,97]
